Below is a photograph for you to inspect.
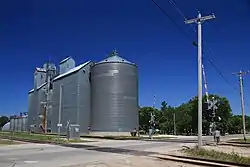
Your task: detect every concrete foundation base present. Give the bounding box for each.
[89,131,132,136]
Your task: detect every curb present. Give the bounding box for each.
[220,142,250,148]
[151,154,238,167]
[163,153,249,167]
[227,141,250,144]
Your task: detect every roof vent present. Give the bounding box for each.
[109,49,118,57]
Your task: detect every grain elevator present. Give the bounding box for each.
[26,50,139,136]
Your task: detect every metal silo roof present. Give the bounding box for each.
[53,60,91,81]
[60,56,72,64]
[96,49,135,65]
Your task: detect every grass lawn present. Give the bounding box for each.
[229,138,250,144]
[0,139,21,145]
[82,135,174,140]
[0,132,84,144]
[183,147,250,165]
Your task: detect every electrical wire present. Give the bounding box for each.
[151,0,240,96]
[154,0,250,112]
[151,0,192,40]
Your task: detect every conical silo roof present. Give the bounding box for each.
[96,49,135,65]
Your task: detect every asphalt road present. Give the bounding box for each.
[0,134,248,167]
[0,140,194,167]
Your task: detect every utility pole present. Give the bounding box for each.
[185,12,215,148]
[232,70,249,141]
[149,95,156,139]
[173,112,176,135]
[43,62,56,134]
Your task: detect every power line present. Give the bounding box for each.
[151,0,240,96]
[203,56,239,93]
[168,0,240,91]
[169,0,249,104]
[151,0,192,40]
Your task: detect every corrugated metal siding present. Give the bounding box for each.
[10,119,14,131]
[27,91,38,131]
[35,72,46,89]
[51,72,78,134]
[27,92,35,131]
[59,58,76,74]
[10,117,28,132]
[27,85,46,132]
[51,62,92,134]
[78,63,92,133]
[91,62,139,132]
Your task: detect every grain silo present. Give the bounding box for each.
[90,49,139,136]
[27,83,47,132]
[27,66,49,133]
[51,59,93,135]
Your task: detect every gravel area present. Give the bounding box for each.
[66,156,203,167]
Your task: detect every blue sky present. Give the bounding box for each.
[0,0,250,116]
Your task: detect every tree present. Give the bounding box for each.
[228,115,242,134]
[139,94,237,135]
[185,94,233,135]
[139,107,153,132]
[161,101,168,112]
[0,116,10,128]
[209,95,233,134]
[175,103,192,135]
[245,116,250,132]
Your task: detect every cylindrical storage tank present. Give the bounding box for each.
[14,118,18,131]
[20,117,26,131]
[10,119,14,131]
[16,118,21,131]
[91,50,139,135]
[23,117,28,131]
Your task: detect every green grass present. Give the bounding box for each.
[183,147,250,165]
[67,139,85,143]
[229,138,250,144]
[82,135,174,140]
[81,135,140,140]
[0,139,21,145]
[0,132,85,144]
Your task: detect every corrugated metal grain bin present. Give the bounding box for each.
[10,118,15,131]
[27,83,47,133]
[20,116,28,131]
[90,50,139,135]
[51,61,92,135]
[14,118,18,131]
[27,92,34,131]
